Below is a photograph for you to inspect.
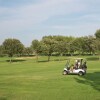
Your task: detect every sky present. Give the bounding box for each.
[0,0,100,46]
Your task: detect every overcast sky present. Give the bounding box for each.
[0,0,100,46]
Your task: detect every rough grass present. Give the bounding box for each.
[0,56,100,100]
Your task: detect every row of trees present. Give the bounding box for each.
[0,29,100,62]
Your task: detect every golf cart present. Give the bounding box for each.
[62,58,87,76]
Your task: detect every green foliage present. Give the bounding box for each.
[31,40,42,53]
[31,40,42,61]
[1,29,100,58]
[0,45,4,56]
[82,36,96,54]
[23,47,33,56]
[41,36,57,61]
[95,29,100,39]
[53,36,72,55]
[95,39,100,50]
[2,38,24,58]
[39,35,100,59]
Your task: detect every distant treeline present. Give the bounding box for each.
[0,29,100,61]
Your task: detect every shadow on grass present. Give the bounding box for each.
[38,60,49,63]
[86,57,99,61]
[74,72,100,91]
[53,58,67,61]
[0,96,7,100]
[6,59,26,62]
[38,58,67,63]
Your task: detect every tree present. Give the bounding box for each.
[31,40,42,62]
[95,39,100,60]
[0,45,4,57]
[41,36,56,61]
[55,41,68,56]
[95,29,100,39]
[53,35,73,56]
[53,36,65,56]
[73,36,96,55]
[23,47,33,56]
[94,29,100,59]
[2,38,24,62]
[82,36,96,55]
[71,37,84,55]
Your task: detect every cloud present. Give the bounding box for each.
[0,0,86,34]
[0,0,100,46]
[51,22,100,37]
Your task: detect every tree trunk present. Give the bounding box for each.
[36,53,38,62]
[48,54,50,61]
[10,57,12,63]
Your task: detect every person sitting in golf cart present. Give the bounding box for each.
[78,60,82,68]
[82,61,87,71]
[70,64,76,72]
[74,59,83,69]
[74,60,78,69]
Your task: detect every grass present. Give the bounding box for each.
[0,56,100,100]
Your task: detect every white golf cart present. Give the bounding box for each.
[63,58,87,76]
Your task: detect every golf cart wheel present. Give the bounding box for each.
[63,71,67,75]
[78,71,83,76]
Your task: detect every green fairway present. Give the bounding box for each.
[0,56,100,100]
